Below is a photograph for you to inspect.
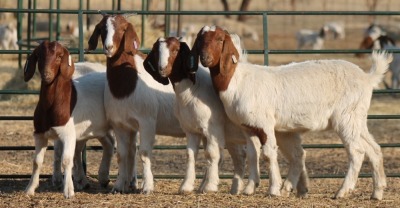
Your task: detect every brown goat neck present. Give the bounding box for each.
[209,64,235,92]
[34,79,77,133]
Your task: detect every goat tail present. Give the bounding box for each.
[368,51,393,88]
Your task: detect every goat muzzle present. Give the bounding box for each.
[200,54,213,67]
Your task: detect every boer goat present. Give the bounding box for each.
[192,25,391,200]
[358,35,400,89]
[87,14,185,194]
[0,23,18,50]
[24,41,114,198]
[143,37,309,196]
[296,26,328,50]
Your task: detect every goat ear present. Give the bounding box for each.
[59,47,75,79]
[180,42,197,73]
[220,34,239,76]
[87,22,101,51]
[190,31,201,70]
[124,23,140,54]
[24,47,39,82]
[143,50,170,85]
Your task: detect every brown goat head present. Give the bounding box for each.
[356,35,396,58]
[24,41,75,84]
[144,37,196,85]
[88,14,140,58]
[192,26,239,76]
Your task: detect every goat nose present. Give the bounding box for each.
[106,45,113,51]
[201,55,212,63]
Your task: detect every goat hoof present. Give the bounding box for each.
[25,189,35,196]
[280,189,291,197]
[243,187,255,195]
[111,188,123,194]
[141,189,153,195]
[371,190,384,200]
[52,176,63,188]
[296,188,309,198]
[199,184,218,193]
[100,180,110,188]
[230,188,241,195]
[63,186,75,199]
[129,181,139,191]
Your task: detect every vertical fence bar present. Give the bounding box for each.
[78,11,84,61]
[141,0,147,48]
[262,12,269,65]
[49,0,54,41]
[177,0,182,36]
[86,0,91,31]
[17,0,23,68]
[32,0,37,38]
[56,0,61,40]
[165,0,171,37]
[27,0,32,50]
[77,9,86,174]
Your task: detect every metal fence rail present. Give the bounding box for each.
[0,7,399,179]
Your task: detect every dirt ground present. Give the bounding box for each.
[1,0,400,207]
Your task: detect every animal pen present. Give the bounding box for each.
[1,0,400,182]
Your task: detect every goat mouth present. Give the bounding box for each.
[41,76,54,84]
[103,48,114,58]
[200,59,213,67]
[159,70,168,77]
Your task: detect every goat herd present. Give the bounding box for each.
[22,14,392,201]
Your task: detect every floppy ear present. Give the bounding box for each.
[124,23,140,54]
[380,35,396,46]
[179,42,197,73]
[220,33,239,76]
[143,49,170,85]
[87,21,102,51]
[59,47,75,79]
[190,31,202,69]
[24,46,39,82]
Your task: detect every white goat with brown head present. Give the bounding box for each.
[143,37,310,196]
[23,41,114,198]
[192,25,390,200]
[87,14,185,194]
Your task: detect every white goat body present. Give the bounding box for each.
[24,41,114,198]
[194,26,390,200]
[0,23,18,50]
[144,37,309,196]
[227,55,388,199]
[325,21,345,39]
[88,14,185,194]
[296,27,327,50]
